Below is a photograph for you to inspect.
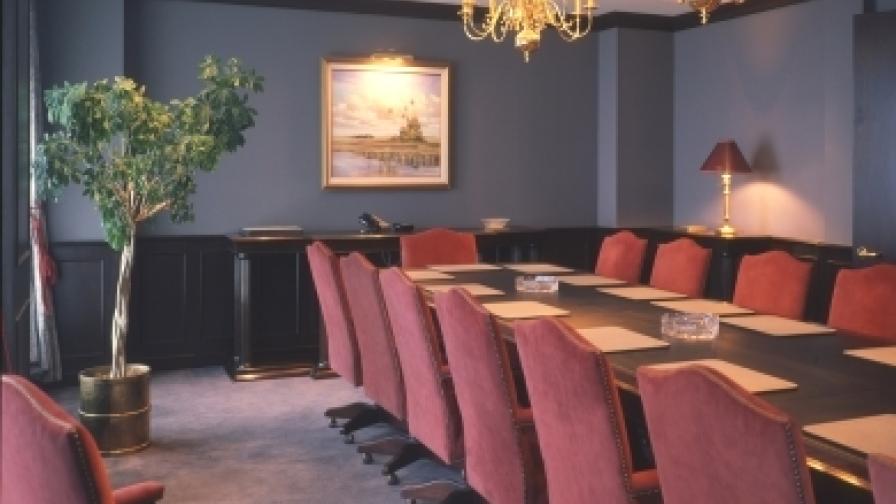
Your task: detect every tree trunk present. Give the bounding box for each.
[110,232,135,378]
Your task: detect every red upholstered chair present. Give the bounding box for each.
[515,318,660,504]
[434,288,547,504]
[1,374,164,504]
[400,228,478,268]
[340,253,428,479]
[637,365,816,504]
[379,268,474,502]
[306,241,371,433]
[732,250,812,319]
[827,263,896,343]
[340,252,405,423]
[870,453,896,504]
[595,230,648,283]
[649,238,712,297]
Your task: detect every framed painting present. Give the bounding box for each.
[322,56,451,189]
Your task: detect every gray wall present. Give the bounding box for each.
[673,0,861,244]
[41,0,598,240]
[39,0,123,242]
[596,28,673,228]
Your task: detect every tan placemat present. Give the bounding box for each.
[598,286,688,301]
[482,301,570,319]
[652,299,753,316]
[647,359,797,394]
[578,326,670,353]
[804,415,896,457]
[559,274,626,287]
[844,346,896,367]
[428,263,503,272]
[404,269,455,281]
[505,263,574,274]
[722,315,836,336]
[423,283,505,297]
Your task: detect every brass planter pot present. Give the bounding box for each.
[79,364,151,455]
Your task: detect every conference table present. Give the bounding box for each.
[408,263,895,502]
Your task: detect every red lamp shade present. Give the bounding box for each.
[699,140,752,174]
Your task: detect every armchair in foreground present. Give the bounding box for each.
[1,374,164,504]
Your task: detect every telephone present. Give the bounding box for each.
[359,212,390,233]
[358,213,414,233]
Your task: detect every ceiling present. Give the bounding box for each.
[398,0,694,16]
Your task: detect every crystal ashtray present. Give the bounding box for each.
[515,275,559,293]
[660,312,719,341]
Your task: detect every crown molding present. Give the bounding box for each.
[156,0,819,32]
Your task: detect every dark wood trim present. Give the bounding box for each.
[157,0,820,32]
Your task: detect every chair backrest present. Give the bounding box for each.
[637,365,815,504]
[827,263,896,343]
[400,228,478,268]
[649,237,712,297]
[870,453,896,504]
[515,318,637,504]
[339,253,406,420]
[732,250,812,319]
[306,241,361,386]
[595,230,647,283]
[1,374,115,504]
[379,267,463,465]
[433,288,538,504]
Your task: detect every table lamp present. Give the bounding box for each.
[700,140,751,238]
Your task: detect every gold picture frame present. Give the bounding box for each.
[321,56,451,189]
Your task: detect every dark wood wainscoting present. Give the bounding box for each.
[51,228,856,382]
[51,237,233,382]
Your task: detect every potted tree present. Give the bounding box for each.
[34,56,263,453]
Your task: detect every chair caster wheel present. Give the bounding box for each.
[362,452,373,464]
[343,433,355,444]
[387,473,399,485]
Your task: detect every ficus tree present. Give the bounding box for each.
[34,56,264,379]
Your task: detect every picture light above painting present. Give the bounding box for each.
[321,55,451,189]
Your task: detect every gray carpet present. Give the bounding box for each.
[52,367,461,503]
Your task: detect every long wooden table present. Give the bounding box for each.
[410,265,895,502]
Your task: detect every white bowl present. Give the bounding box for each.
[481,218,510,231]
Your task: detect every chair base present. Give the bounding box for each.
[324,403,393,443]
[400,480,482,504]
[357,434,413,464]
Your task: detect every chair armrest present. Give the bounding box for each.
[113,481,165,504]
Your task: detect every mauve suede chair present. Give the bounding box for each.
[732,250,812,320]
[1,374,164,504]
[340,253,429,480]
[340,252,406,423]
[870,453,896,504]
[307,241,371,434]
[400,228,478,268]
[515,318,661,504]
[649,237,712,297]
[595,230,648,283]
[827,263,896,343]
[380,267,474,502]
[637,365,816,504]
[434,288,547,504]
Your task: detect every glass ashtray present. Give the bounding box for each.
[515,275,559,293]
[661,312,719,341]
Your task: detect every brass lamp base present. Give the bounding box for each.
[718,222,736,238]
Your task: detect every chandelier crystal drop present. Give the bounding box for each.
[678,0,747,24]
[460,0,598,62]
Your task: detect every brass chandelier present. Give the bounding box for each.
[460,0,597,62]
[678,0,747,24]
